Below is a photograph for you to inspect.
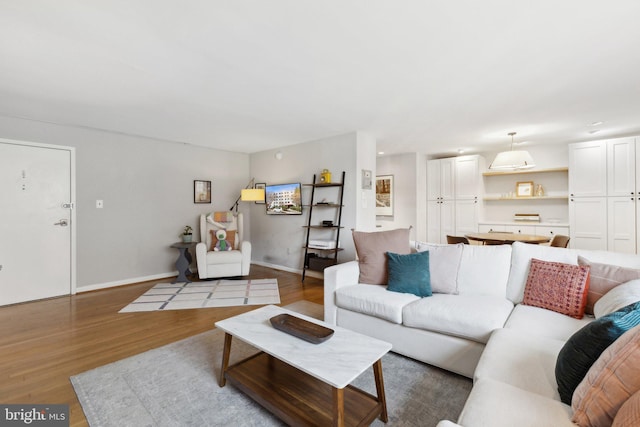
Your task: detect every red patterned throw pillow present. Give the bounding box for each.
[523,258,591,319]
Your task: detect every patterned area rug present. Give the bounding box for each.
[118,279,280,312]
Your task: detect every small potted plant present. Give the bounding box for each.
[182,225,193,243]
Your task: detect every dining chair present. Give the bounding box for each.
[446,235,470,245]
[549,234,570,248]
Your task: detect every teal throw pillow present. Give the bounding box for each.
[555,301,640,404]
[386,251,432,297]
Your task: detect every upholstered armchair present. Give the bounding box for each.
[195,213,251,279]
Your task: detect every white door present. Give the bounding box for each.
[0,140,75,305]
[607,137,636,197]
[427,199,441,243]
[455,155,479,199]
[455,199,477,235]
[569,141,607,197]
[608,197,636,254]
[440,200,456,243]
[569,197,607,250]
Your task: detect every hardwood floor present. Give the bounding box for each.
[0,265,324,427]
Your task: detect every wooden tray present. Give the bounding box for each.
[270,314,334,344]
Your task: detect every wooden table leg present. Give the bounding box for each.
[373,358,389,422]
[332,387,345,427]
[219,332,232,387]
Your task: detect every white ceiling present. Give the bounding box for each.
[1,1,640,157]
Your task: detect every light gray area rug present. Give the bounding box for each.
[73,301,471,426]
[118,279,280,312]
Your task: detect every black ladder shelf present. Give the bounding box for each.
[302,171,345,282]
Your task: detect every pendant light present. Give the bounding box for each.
[489,132,536,170]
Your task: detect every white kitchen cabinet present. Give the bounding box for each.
[455,199,478,235]
[504,224,536,235]
[535,226,571,238]
[427,158,455,201]
[607,137,636,197]
[569,141,607,197]
[569,197,608,250]
[455,155,483,200]
[607,197,637,254]
[569,136,640,252]
[427,199,455,244]
[427,156,484,243]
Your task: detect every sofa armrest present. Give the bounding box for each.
[195,242,208,279]
[239,240,252,275]
[323,260,360,325]
[436,421,463,427]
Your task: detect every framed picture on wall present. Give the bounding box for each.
[254,182,266,204]
[194,180,211,203]
[376,175,393,216]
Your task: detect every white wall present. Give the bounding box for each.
[248,132,376,272]
[0,115,249,289]
[375,153,423,241]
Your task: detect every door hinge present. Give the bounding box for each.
[62,203,74,209]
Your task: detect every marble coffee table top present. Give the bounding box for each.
[215,304,392,389]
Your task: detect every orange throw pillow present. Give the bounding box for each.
[523,258,590,319]
[572,325,640,427]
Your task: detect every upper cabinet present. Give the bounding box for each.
[569,140,607,197]
[607,137,636,197]
[455,155,484,199]
[427,158,455,200]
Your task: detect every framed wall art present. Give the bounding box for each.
[376,175,393,216]
[515,181,534,198]
[194,180,211,203]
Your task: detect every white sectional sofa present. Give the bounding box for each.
[323,241,640,426]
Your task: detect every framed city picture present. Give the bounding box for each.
[194,180,211,203]
[376,175,393,216]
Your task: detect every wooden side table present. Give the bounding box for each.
[170,242,198,283]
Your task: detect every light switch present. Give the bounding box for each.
[96,200,104,208]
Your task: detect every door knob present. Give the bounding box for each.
[54,219,68,226]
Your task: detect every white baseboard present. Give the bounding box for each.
[251,261,324,280]
[77,271,178,293]
[78,262,324,293]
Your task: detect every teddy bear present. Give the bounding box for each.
[214,229,232,251]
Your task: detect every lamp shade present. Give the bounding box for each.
[489,150,536,170]
[241,188,265,202]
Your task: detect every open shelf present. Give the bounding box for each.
[482,167,568,177]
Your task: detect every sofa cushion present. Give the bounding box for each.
[556,301,640,405]
[594,280,640,318]
[457,378,576,427]
[386,251,432,297]
[612,389,640,427]
[578,256,640,315]
[415,242,463,294]
[335,284,420,324]
[402,294,513,343]
[352,228,411,285]
[456,244,512,298]
[522,258,590,319]
[507,242,579,303]
[475,328,566,399]
[505,304,593,341]
[572,325,640,427]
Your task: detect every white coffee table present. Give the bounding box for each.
[215,304,392,426]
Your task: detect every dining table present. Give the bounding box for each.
[464,232,551,245]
